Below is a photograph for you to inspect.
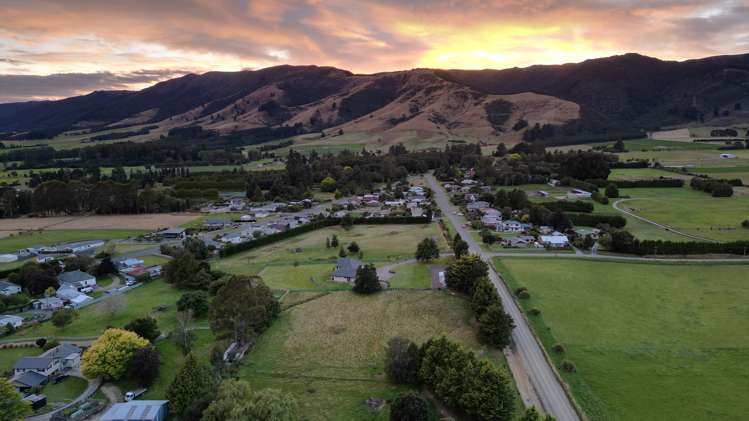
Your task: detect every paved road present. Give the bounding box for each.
[426,174,581,421]
[612,198,716,242]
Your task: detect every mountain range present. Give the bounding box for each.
[1,52,748,144]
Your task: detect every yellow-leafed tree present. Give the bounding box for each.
[81,328,149,380]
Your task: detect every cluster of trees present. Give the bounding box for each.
[610,229,749,256]
[7,261,59,296]
[384,336,516,420]
[589,178,684,188]
[81,328,155,385]
[690,177,735,197]
[566,213,626,229]
[446,255,515,348]
[209,275,279,344]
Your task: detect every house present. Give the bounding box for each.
[14,357,59,377]
[0,314,23,328]
[146,265,162,278]
[12,371,49,392]
[58,270,96,290]
[0,280,21,296]
[203,219,228,229]
[55,284,92,307]
[156,227,186,239]
[384,200,405,207]
[100,400,169,421]
[63,240,106,254]
[568,188,592,199]
[466,201,490,212]
[461,179,477,185]
[539,232,570,248]
[331,257,362,283]
[481,215,503,229]
[33,297,64,311]
[220,232,244,244]
[36,255,56,264]
[118,258,145,269]
[504,236,536,248]
[229,197,247,211]
[47,343,82,370]
[498,220,524,232]
[410,207,424,217]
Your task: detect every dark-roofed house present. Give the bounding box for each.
[14,357,59,377]
[330,257,362,283]
[156,227,186,239]
[12,371,49,392]
[47,343,82,369]
[58,270,96,289]
[100,400,169,421]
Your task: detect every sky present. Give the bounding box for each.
[1,0,748,102]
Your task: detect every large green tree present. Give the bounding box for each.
[445,255,488,295]
[352,264,381,294]
[124,317,161,343]
[390,393,430,421]
[81,328,149,380]
[415,238,440,262]
[166,354,213,418]
[478,303,515,349]
[384,337,420,385]
[127,346,160,387]
[452,234,469,258]
[202,380,297,421]
[210,275,279,343]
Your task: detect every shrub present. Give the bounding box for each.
[35,338,47,348]
[389,393,430,421]
[592,191,609,204]
[552,343,566,354]
[528,308,541,316]
[177,291,209,318]
[742,220,749,229]
[517,290,530,299]
[561,360,576,372]
[42,340,59,351]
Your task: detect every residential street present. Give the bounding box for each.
[426,174,581,421]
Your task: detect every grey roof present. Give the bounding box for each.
[332,258,362,279]
[0,280,20,290]
[204,219,227,225]
[15,357,53,370]
[58,270,95,284]
[100,401,168,421]
[13,371,48,387]
[159,227,185,235]
[48,343,81,360]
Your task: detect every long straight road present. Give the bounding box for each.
[426,174,581,421]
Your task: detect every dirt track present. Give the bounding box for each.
[0,213,201,237]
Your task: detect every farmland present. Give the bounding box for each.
[213,224,448,290]
[0,213,200,237]
[0,229,147,253]
[239,290,518,420]
[496,257,749,421]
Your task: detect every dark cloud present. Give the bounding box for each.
[0,69,188,103]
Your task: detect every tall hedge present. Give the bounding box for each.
[218,216,431,257]
[588,178,684,188]
[542,200,594,213]
[566,213,626,228]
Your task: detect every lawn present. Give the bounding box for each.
[609,186,749,241]
[112,243,160,256]
[0,346,42,375]
[141,255,170,266]
[9,280,183,339]
[239,290,519,420]
[213,224,447,290]
[495,257,749,421]
[387,262,432,289]
[43,376,88,404]
[608,168,688,180]
[0,229,147,253]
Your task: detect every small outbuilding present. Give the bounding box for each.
[100,400,169,421]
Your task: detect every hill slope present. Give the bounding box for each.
[1,53,748,144]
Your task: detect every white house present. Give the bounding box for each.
[33,297,64,311]
[498,220,524,232]
[0,314,23,328]
[568,188,592,199]
[540,232,570,248]
[58,270,97,290]
[0,280,21,296]
[118,258,145,269]
[56,284,92,307]
[14,357,60,378]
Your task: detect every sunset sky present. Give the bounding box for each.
[1,0,748,102]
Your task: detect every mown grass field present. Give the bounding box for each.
[0,229,146,253]
[496,257,749,421]
[42,376,88,404]
[9,279,183,339]
[213,224,447,290]
[240,290,519,420]
[387,262,433,289]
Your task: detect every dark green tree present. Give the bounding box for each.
[127,346,160,387]
[384,337,421,385]
[338,247,347,258]
[445,255,488,295]
[330,234,339,248]
[471,277,499,316]
[124,317,161,342]
[210,275,279,343]
[352,264,381,294]
[347,241,360,253]
[415,238,440,262]
[478,303,515,349]
[605,184,619,198]
[166,354,213,418]
[389,393,430,421]
[452,234,469,258]
[177,291,209,318]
